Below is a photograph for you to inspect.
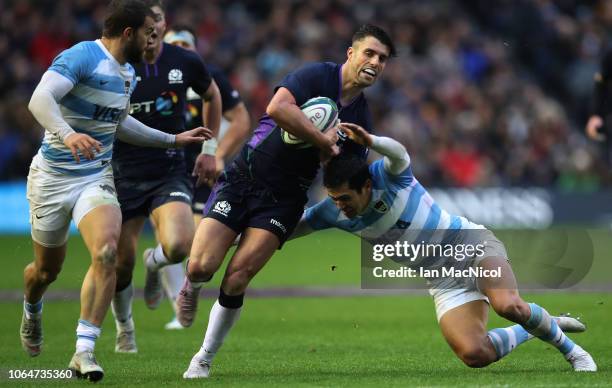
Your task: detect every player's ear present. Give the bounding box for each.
[123,26,134,40]
[347,46,353,60]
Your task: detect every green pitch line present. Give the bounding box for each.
[2,228,612,291]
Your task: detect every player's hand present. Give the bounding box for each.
[175,126,213,147]
[585,115,605,141]
[192,153,218,187]
[64,133,102,163]
[319,125,340,161]
[337,122,373,147]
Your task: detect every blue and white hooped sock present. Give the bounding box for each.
[522,302,575,355]
[76,319,101,353]
[487,325,532,359]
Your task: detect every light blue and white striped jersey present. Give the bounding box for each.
[304,158,484,243]
[36,40,137,175]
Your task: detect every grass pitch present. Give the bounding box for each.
[0,232,610,386]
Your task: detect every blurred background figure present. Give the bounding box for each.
[4,0,612,191]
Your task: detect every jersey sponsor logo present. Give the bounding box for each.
[130,100,155,114]
[168,69,183,84]
[169,191,191,200]
[374,200,389,213]
[156,91,178,116]
[270,218,287,234]
[212,200,231,217]
[93,104,124,123]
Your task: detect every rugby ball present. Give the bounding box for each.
[281,96,339,147]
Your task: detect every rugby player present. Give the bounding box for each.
[179,24,396,378]
[22,0,211,381]
[295,122,597,372]
[110,1,221,353]
[159,26,251,330]
[585,49,612,165]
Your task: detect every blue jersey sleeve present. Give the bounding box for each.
[369,159,413,189]
[276,62,328,106]
[303,198,339,231]
[48,43,91,85]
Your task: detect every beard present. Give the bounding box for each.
[124,37,144,64]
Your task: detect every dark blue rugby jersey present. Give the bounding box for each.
[238,62,373,193]
[113,43,212,179]
[185,64,242,171]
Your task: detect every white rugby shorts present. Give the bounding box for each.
[26,156,119,247]
[429,231,509,321]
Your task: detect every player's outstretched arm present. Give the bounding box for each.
[117,115,212,148]
[267,87,339,157]
[337,122,410,175]
[29,71,102,163]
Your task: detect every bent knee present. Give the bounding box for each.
[458,346,494,368]
[162,240,190,263]
[188,253,222,279]
[37,268,60,284]
[93,243,118,267]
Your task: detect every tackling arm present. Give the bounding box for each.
[370,135,411,175]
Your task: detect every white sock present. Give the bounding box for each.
[76,319,101,353]
[161,262,185,312]
[146,244,170,271]
[195,300,242,364]
[112,283,134,332]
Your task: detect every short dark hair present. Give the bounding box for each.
[146,0,164,8]
[102,0,154,38]
[352,24,396,57]
[323,153,371,192]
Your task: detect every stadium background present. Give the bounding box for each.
[0,0,610,386]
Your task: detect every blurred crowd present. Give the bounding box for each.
[1,0,611,190]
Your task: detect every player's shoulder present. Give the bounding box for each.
[294,61,339,76]
[369,159,385,179]
[162,42,202,63]
[56,40,100,59]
